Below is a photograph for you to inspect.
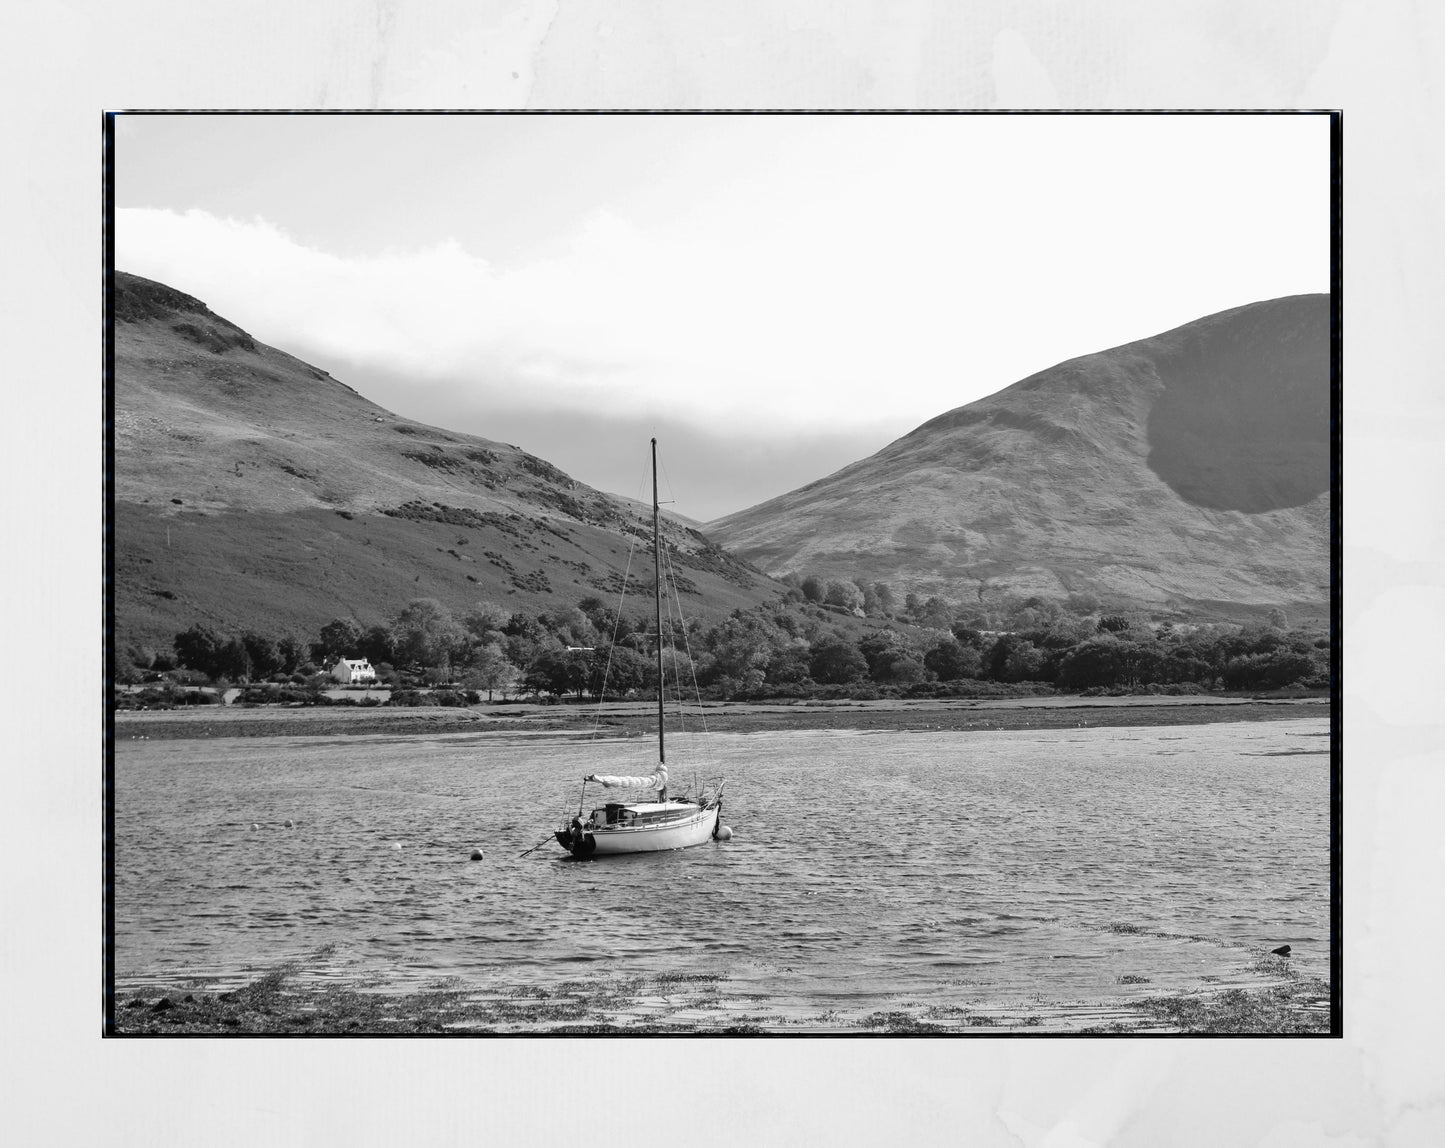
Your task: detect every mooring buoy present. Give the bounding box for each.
[716,826,733,841]
[284,819,294,828]
[470,848,484,861]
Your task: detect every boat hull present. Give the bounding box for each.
[557,803,719,856]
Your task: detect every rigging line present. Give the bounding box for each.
[660,545,688,742]
[658,541,686,732]
[588,509,644,741]
[659,535,713,764]
[628,444,709,777]
[656,452,680,519]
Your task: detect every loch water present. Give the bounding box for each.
[113,717,1331,1021]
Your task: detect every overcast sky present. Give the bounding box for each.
[115,112,1329,521]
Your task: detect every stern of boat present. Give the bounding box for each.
[556,818,596,857]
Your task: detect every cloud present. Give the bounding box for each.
[119,203,934,435]
[118,208,508,373]
[116,115,1326,442]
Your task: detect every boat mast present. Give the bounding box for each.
[652,438,666,776]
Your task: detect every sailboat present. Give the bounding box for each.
[553,439,727,858]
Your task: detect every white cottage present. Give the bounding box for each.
[331,657,376,684]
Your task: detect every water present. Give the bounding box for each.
[113,718,1331,1022]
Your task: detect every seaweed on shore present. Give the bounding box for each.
[112,942,1332,1036]
[1131,979,1331,1034]
[114,958,751,1035]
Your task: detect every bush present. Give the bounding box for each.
[750,682,813,700]
[113,686,174,710]
[235,686,310,706]
[938,679,1057,699]
[387,689,435,706]
[1222,650,1319,691]
[702,676,740,701]
[386,689,476,707]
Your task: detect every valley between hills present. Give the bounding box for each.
[110,271,1330,685]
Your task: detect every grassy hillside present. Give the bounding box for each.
[706,295,1330,622]
[112,272,779,653]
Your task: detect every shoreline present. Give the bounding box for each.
[110,945,1331,1036]
[114,694,1329,741]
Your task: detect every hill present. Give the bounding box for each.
[111,272,779,655]
[705,295,1330,622]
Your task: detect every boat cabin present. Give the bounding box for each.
[589,801,696,828]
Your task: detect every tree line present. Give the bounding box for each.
[126,589,1329,704]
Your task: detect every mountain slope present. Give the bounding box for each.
[705,295,1330,619]
[111,272,777,654]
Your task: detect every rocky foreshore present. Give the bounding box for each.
[111,948,1331,1036]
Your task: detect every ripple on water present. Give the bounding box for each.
[114,719,1331,1010]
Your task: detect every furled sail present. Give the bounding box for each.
[585,763,668,790]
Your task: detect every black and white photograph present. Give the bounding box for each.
[106,110,1336,1037]
[8,0,1443,1141]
